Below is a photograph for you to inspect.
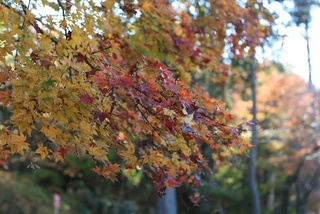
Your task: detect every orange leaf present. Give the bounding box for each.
[0,89,11,107]
[165,177,181,188]
[9,133,29,155]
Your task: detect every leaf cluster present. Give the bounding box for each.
[0,0,272,192]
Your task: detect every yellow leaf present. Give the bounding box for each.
[56,43,65,56]
[101,0,115,10]
[60,19,68,29]
[9,133,30,155]
[174,27,184,37]
[35,144,52,160]
[41,126,57,138]
[25,12,35,22]
[87,146,107,159]
[0,129,9,146]
[182,113,194,126]
[141,2,153,12]
[79,121,93,135]
[169,141,191,156]
[163,108,176,118]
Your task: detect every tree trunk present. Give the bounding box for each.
[157,188,177,214]
[267,172,276,210]
[304,22,316,114]
[296,180,308,214]
[305,22,313,94]
[249,54,261,214]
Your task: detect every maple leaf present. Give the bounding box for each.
[163,117,174,132]
[163,108,176,118]
[87,146,107,158]
[161,68,179,93]
[80,94,95,105]
[0,159,8,169]
[35,144,52,160]
[30,52,40,62]
[141,2,152,12]
[75,53,86,62]
[182,113,195,127]
[165,177,181,188]
[9,133,29,155]
[40,55,53,69]
[0,89,12,107]
[92,166,102,175]
[94,110,107,123]
[93,73,106,88]
[41,78,56,91]
[225,113,233,122]
[109,74,134,88]
[106,163,121,174]
[41,126,57,138]
[93,163,121,182]
[54,152,65,163]
[58,147,69,156]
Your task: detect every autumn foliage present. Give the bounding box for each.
[0,0,272,192]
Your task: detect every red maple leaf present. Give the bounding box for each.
[76,53,86,62]
[80,94,95,105]
[93,73,106,88]
[91,166,102,175]
[225,113,233,122]
[165,177,181,188]
[57,147,69,156]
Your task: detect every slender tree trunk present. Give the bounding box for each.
[267,172,276,210]
[296,180,308,214]
[305,23,313,93]
[249,54,261,214]
[157,188,177,214]
[305,22,316,114]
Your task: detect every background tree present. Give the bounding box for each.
[231,63,320,213]
[290,0,319,98]
[275,0,319,95]
[249,54,261,214]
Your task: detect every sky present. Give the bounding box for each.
[282,7,320,88]
[263,2,320,87]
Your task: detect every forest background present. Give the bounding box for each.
[0,0,319,214]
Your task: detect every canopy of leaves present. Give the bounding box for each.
[0,0,272,193]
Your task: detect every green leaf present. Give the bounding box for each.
[41,78,56,91]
